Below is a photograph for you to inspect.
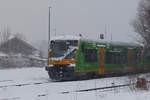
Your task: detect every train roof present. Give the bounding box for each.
[81,38,142,47]
[50,35,142,47]
[51,35,81,41]
[104,41,141,47]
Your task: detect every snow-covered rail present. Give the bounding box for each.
[61,81,150,94]
[0,80,13,83]
[31,80,148,98]
[0,81,52,88]
[0,97,20,100]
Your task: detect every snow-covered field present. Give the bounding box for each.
[0,67,150,100]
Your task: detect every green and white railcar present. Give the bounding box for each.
[45,35,150,81]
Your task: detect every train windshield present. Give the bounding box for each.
[50,40,78,59]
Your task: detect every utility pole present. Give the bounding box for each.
[48,7,51,44]
[53,28,56,36]
[104,25,107,41]
[48,7,51,65]
[111,33,112,41]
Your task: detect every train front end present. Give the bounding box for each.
[45,36,79,81]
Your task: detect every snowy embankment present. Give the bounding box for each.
[0,68,150,100]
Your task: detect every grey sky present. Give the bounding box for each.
[0,0,140,43]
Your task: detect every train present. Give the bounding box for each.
[45,35,150,81]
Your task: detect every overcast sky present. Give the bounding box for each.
[0,0,140,43]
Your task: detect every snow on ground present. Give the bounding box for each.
[0,68,150,100]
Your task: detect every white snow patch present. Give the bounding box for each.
[0,68,150,100]
[51,35,81,41]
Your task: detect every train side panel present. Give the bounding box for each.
[75,40,145,77]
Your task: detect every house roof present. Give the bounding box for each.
[0,37,37,54]
[4,37,36,50]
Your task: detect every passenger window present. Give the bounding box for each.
[81,43,85,52]
[133,51,141,65]
[85,49,98,62]
[105,51,113,64]
[105,51,127,64]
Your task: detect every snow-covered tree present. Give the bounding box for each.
[132,0,150,54]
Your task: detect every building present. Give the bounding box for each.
[0,37,46,68]
[0,37,37,55]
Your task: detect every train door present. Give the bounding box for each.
[98,46,104,75]
[128,49,133,71]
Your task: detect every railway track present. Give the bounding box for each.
[34,81,140,97]
[0,97,20,100]
[61,81,150,94]
[0,80,13,83]
[0,81,52,88]
[36,80,150,97]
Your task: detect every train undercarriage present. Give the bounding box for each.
[45,65,150,81]
[45,65,76,81]
[45,65,100,81]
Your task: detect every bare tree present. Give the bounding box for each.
[132,0,150,54]
[0,27,12,54]
[0,27,11,45]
